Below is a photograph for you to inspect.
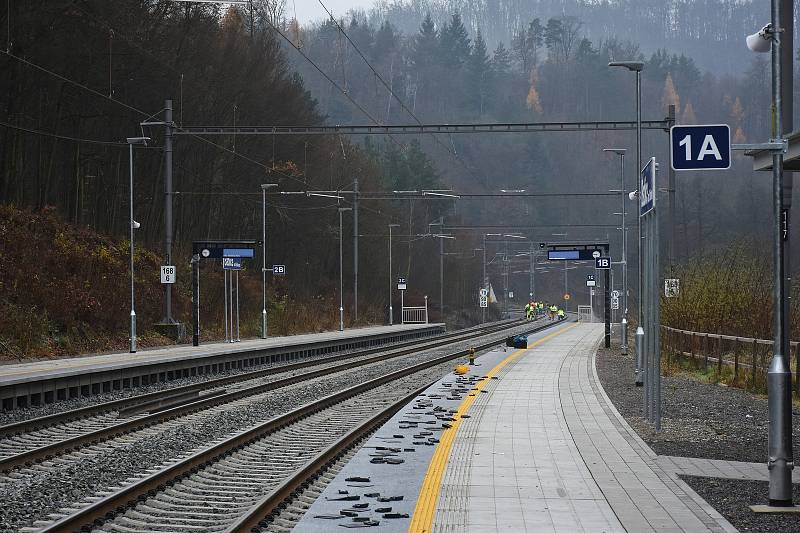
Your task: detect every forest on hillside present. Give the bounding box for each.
[1,0,799,353]
[291,2,788,265]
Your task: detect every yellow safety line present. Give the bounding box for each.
[408,323,578,533]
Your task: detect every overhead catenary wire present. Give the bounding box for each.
[261,14,403,151]
[0,120,131,146]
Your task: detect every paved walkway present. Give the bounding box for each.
[657,455,800,483]
[427,323,736,533]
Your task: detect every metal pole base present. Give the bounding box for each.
[621,318,628,355]
[635,326,644,386]
[192,334,199,347]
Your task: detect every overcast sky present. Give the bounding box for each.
[287,0,376,24]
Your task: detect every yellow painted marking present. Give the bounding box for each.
[408,323,578,533]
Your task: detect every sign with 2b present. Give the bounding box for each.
[670,124,731,171]
[272,264,286,275]
[222,257,242,270]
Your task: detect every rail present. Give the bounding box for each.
[36,318,561,532]
[661,325,800,392]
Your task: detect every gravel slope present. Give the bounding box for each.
[595,337,800,532]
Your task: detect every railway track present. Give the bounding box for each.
[21,318,562,533]
[0,319,522,471]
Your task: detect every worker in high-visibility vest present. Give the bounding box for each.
[557,308,566,321]
[524,302,532,321]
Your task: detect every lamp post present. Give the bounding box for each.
[746,7,794,508]
[260,183,278,339]
[609,61,643,328]
[388,223,400,325]
[604,148,628,355]
[338,208,352,332]
[126,136,149,354]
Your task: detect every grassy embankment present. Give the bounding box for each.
[0,206,380,361]
[660,246,800,396]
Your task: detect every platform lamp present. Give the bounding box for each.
[388,223,400,325]
[126,136,150,353]
[261,183,279,339]
[338,208,352,332]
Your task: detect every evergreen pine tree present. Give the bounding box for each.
[468,30,492,114]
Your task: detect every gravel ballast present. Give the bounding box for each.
[0,321,547,531]
[596,336,800,531]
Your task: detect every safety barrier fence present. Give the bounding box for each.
[661,326,800,393]
[402,296,429,324]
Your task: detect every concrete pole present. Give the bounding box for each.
[667,105,677,268]
[163,100,174,324]
[768,0,794,506]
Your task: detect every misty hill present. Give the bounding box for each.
[357,0,773,75]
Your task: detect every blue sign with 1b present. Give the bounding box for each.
[670,124,731,171]
[640,157,656,216]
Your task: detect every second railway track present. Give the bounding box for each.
[21,318,563,533]
[0,319,523,470]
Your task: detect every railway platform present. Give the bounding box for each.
[297,322,738,533]
[0,323,444,410]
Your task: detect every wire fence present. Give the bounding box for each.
[661,326,800,394]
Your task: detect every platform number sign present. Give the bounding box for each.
[586,274,596,287]
[272,264,286,275]
[160,265,176,284]
[595,257,611,269]
[670,125,731,171]
[397,278,407,291]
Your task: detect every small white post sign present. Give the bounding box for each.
[664,278,680,298]
[161,265,176,284]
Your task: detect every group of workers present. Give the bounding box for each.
[524,301,565,321]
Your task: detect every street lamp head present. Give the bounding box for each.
[603,148,626,155]
[338,207,352,213]
[261,183,279,190]
[746,24,773,53]
[388,223,401,228]
[126,136,150,146]
[608,61,644,72]
[628,191,638,201]
[131,220,141,229]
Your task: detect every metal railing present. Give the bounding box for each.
[661,326,800,392]
[402,296,429,324]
